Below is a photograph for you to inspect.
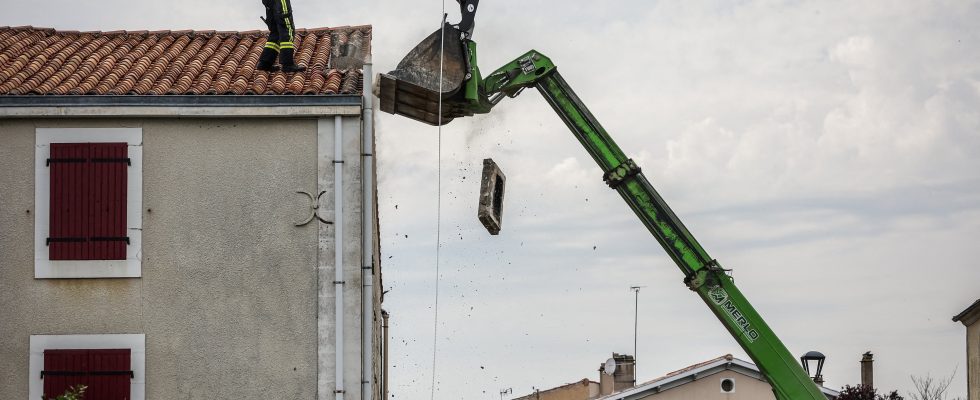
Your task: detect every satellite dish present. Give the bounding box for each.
[604,358,617,375]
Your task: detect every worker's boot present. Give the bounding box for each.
[279,47,306,73]
[256,46,280,72]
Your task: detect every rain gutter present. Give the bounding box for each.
[360,60,375,400]
[0,95,361,117]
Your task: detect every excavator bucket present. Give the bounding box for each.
[378,23,469,126]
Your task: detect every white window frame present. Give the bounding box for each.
[29,334,146,400]
[34,128,142,278]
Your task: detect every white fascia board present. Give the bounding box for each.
[29,334,146,400]
[34,128,142,278]
[820,386,841,397]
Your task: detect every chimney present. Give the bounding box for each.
[598,353,636,396]
[614,354,636,391]
[599,363,613,396]
[860,352,874,388]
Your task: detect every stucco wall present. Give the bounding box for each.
[0,117,330,398]
[969,320,979,400]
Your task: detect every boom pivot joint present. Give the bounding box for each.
[603,159,642,189]
[684,259,724,291]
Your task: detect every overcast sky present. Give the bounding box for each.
[4,0,979,399]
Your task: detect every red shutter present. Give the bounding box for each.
[43,349,132,400]
[48,143,129,260]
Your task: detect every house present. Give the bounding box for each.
[513,379,600,400]
[513,354,838,400]
[597,354,839,400]
[511,353,632,400]
[0,25,383,400]
[953,299,980,400]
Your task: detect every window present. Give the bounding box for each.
[48,142,130,260]
[720,378,735,393]
[35,128,142,278]
[43,349,132,399]
[30,334,145,400]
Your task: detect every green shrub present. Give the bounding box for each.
[44,385,86,400]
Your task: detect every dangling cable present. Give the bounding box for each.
[430,1,446,399]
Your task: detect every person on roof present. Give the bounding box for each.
[257,0,306,73]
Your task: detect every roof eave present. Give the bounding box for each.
[953,299,980,325]
[0,95,363,118]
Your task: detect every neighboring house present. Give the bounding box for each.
[513,379,600,400]
[954,299,980,400]
[597,354,839,400]
[511,353,631,400]
[0,25,383,400]
[515,354,838,400]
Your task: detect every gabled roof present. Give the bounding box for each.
[597,354,839,400]
[953,298,980,326]
[0,25,369,97]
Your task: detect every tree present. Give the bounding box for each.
[837,384,904,400]
[907,370,963,400]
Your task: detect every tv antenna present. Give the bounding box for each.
[630,285,645,377]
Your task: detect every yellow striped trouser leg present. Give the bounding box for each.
[280,0,294,39]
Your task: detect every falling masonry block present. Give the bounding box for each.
[478,158,506,235]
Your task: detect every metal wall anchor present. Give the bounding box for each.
[295,190,333,226]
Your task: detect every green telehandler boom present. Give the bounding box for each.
[377,4,828,399]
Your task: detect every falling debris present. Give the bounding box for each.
[478,158,506,235]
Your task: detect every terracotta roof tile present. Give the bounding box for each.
[0,25,371,96]
[323,69,343,94]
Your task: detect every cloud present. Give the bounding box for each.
[4,0,979,399]
[371,2,980,398]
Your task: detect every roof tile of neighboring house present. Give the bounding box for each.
[0,25,370,96]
